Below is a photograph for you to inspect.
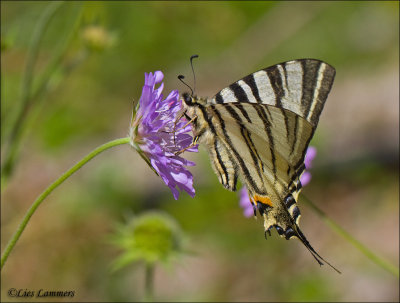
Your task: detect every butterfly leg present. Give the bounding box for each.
[174,135,199,156]
[162,110,187,134]
[162,111,197,144]
[264,226,273,240]
[167,111,196,133]
[174,114,198,133]
[174,113,197,146]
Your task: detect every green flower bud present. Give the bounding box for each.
[111,211,185,270]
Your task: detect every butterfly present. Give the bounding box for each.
[180,58,339,272]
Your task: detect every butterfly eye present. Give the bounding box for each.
[182,92,193,105]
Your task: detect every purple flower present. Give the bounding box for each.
[239,187,254,218]
[239,146,317,217]
[301,146,317,186]
[129,71,198,200]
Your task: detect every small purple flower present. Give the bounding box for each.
[301,146,317,186]
[239,146,317,217]
[239,187,254,218]
[129,71,198,200]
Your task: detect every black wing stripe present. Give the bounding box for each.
[301,60,322,120]
[281,62,290,91]
[213,139,229,187]
[210,105,266,195]
[251,105,277,181]
[287,165,291,179]
[227,150,239,191]
[264,105,273,122]
[233,103,252,123]
[295,126,314,175]
[308,64,336,126]
[281,105,290,140]
[266,66,290,139]
[242,73,262,103]
[198,105,239,191]
[240,126,265,179]
[224,104,265,180]
[265,66,284,106]
[290,115,299,156]
[230,82,250,103]
[198,106,217,136]
[288,162,306,192]
[232,170,238,191]
[215,92,224,104]
[278,64,292,139]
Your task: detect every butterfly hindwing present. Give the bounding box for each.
[206,103,313,224]
[207,137,238,191]
[210,103,314,187]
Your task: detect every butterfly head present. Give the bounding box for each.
[182,92,208,107]
[182,92,195,105]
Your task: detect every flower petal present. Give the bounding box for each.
[239,187,254,218]
[300,171,312,186]
[304,146,317,169]
[130,71,197,200]
[154,71,164,83]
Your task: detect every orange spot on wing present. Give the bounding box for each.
[253,195,273,207]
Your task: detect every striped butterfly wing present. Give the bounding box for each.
[208,103,313,195]
[207,136,239,191]
[205,102,341,272]
[207,103,313,225]
[207,59,335,199]
[209,59,335,127]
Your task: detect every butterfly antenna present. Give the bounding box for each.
[178,75,193,96]
[190,54,199,95]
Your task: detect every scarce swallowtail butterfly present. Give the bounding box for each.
[180,58,339,272]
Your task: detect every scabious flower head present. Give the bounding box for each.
[110,211,185,270]
[82,25,115,52]
[239,146,317,217]
[129,71,198,200]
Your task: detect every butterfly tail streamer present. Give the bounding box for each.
[295,225,342,274]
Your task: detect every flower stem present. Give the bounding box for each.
[0,137,130,270]
[301,194,399,278]
[1,1,65,184]
[144,263,155,302]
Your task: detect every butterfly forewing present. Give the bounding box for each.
[209,59,335,128]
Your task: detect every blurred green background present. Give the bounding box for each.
[1,1,399,302]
